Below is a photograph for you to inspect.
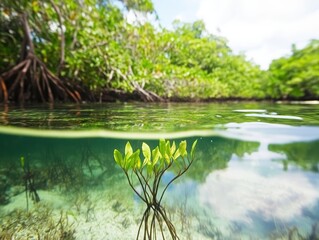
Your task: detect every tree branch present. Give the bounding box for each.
[21,13,35,54]
[50,0,65,76]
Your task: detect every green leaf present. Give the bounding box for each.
[152,147,160,166]
[164,153,170,164]
[135,156,141,169]
[125,149,140,170]
[114,149,123,167]
[165,140,170,152]
[179,140,187,157]
[125,141,133,158]
[159,139,166,157]
[173,149,180,160]
[170,141,176,156]
[191,139,198,159]
[132,149,141,169]
[142,158,150,168]
[142,142,151,160]
[124,158,131,170]
[165,140,171,157]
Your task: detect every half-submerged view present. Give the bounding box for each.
[1,0,319,239]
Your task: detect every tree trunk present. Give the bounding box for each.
[0,13,81,103]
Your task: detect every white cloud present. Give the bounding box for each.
[197,0,319,68]
[199,162,319,224]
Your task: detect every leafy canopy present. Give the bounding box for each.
[1,0,318,101]
[268,40,319,99]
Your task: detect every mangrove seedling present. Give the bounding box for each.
[114,139,197,240]
[20,156,40,211]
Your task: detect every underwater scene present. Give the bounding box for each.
[0,102,319,239]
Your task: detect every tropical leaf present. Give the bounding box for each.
[159,139,166,157]
[170,141,176,156]
[114,149,123,167]
[142,142,151,160]
[125,141,133,158]
[152,146,160,166]
[132,149,141,170]
[191,139,198,159]
[125,149,138,170]
[179,140,187,157]
[173,149,180,160]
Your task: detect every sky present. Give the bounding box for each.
[152,0,319,69]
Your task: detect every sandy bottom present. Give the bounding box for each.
[0,179,221,240]
[1,171,317,240]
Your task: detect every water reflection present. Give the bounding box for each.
[198,161,319,223]
[187,137,259,182]
[1,129,319,238]
[217,122,319,144]
[166,135,319,238]
[270,140,319,172]
[0,104,8,125]
[1,102,319,131]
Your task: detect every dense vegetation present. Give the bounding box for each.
[0,0,318,103]
[268,40,319,99]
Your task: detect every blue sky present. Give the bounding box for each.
[151,0,319,69]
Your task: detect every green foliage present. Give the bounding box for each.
[187,137,260,182]
[268,40,319,99]
[114,139,197,173]
[113,139,197,239]
[269,140,319,172]
[0,0,150,93]
[126,20,266,99]
[0,0,267,100]
[120,0,154,12]
[2,0,317,101]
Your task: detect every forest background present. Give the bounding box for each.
[1,0,318,103]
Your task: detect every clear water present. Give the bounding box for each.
[0,102,319,239]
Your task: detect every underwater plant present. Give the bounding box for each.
[20,156,40,211]
[114,139,197,240]
[0,204,75,240]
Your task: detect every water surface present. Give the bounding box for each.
[0,102,318,239]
